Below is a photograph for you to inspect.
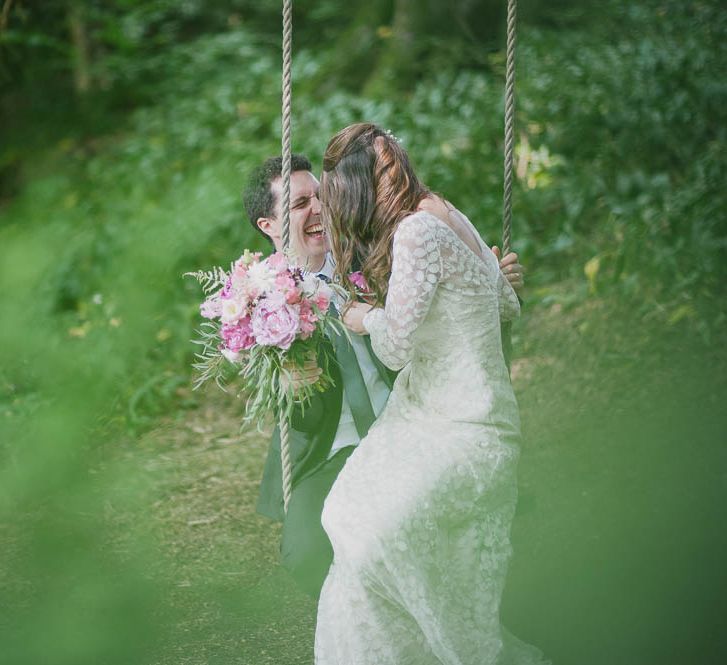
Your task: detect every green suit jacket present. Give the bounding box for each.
[256,335,395,522]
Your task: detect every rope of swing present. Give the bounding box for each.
[500,0,517,369]
[277,0,517,510]
[279,0,294,513]
[502,0,517,256]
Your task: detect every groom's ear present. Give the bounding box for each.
[257,216,277,242]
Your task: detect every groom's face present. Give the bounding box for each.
[263,170,328,263]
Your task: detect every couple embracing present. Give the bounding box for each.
[245,123,549,664]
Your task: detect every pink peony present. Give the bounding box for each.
[349,271,369,292]
[275,271,296,293]
[314,292,330,312]
[220,318,255,352]
[251,294,300,349]
[244,284,261,302]
[298,300,319,339]
[267,252,288,271]
[285,287,302,305]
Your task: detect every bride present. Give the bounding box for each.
[314,123,550,665]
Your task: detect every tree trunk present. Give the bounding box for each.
[0,0,14,32]
[362,0,419,96]
[67,0,91,96]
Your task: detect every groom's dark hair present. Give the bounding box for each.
[243,154,313,244]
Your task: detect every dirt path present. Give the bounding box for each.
[121,392,316,665]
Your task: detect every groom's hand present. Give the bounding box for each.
[491,246,524,293]
[342,301,374,335]
[281,357,322,393]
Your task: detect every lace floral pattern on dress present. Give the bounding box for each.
[316,211,549,665]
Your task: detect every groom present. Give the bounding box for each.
[244,154,394,598]
[243,154,525,598]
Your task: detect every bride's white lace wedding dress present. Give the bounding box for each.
[314,210,550,665]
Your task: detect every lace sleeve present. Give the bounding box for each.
[497,268,521,322]
[362,214,442,371]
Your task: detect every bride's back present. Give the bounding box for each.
[415,195,489,262]
[388,210,520,432]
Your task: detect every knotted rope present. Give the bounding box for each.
[502,0,517,256]
[501,0,517,369]
[279,0,294,513]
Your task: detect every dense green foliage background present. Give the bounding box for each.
[1,1,726,663]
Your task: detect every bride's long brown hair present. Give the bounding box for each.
[320,123,429,305]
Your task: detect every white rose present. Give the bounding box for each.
[220,298,244,324]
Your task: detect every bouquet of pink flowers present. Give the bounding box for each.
[186,249,343,425]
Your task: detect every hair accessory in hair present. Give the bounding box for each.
[383,128,402,145]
